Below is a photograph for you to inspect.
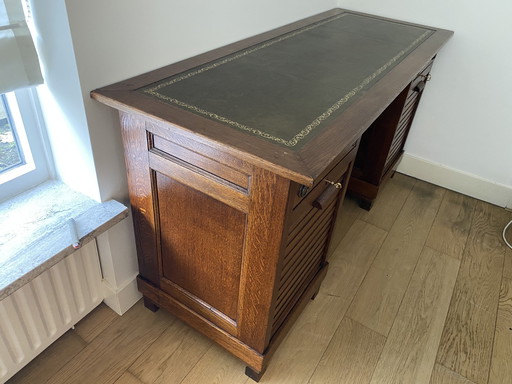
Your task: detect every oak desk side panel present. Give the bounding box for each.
[119,112,160,284]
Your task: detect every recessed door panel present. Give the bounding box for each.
[156,172,246,322]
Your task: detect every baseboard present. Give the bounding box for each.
[102,274,142,315]
[397,153,512,209]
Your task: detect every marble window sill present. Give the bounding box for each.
[0,181,129,300]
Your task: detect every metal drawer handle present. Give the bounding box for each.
[420,73,432,81]
[324,179,343,189]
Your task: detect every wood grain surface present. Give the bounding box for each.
[128,317,212,384]
[347,181,445,335]
[429,364,476,384]
[309,317,386,384]
[320,219,387,299]
[426,190,477,259]
[488,277,512,384]
[436,201,510,384]
[369,247,459,384]
[45,301,173,384]
[358,172,416,231]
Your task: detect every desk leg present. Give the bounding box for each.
[359,198,374,211]
[245,366,264,382]
[143,296,160,312]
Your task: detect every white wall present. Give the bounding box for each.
[337,0,512,208]
[30,0,101,201]
[33,0,336,313]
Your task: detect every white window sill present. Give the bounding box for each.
[0,181,128,300]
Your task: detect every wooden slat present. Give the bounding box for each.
[429,364,476,384]
[128,317,212,384]
[437,201,510,384]
[45,301,172,384]
[399,98,417,121]
[288,205,317,240]
[359,172,416,231]
[286,199,336,253]
[284,204,334,263]
[279,234,327,294]
[348,181,445,335]
[384,143,402,167]
[309,318,386,384]
[488,277,512,384]
[426,190,477,260]
[282,220,330,279]
[274,245,324,326]
[369,247,459,384]
[402,91,419,111]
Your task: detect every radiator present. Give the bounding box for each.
[0,241,103,383]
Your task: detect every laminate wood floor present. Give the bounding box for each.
[8,174,512,384]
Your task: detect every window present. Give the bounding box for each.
[0,88,52,201]
[1,93,33,175]
[0,0,49,201]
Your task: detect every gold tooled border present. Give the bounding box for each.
[143,14,432,147]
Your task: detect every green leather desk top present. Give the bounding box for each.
[140,13,433,149]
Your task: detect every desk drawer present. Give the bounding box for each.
[146,121,252,192]
[289,144,356,230]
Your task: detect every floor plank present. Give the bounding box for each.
[369,247,459,384]
[429,364,476,384]
[503,213,512,279]
[44,301,173,384]
[179,344,249,384]
[503,245,512,280]
[73,303,119,344]
[128,317,212,384]
[348,181,445,335]
[436,201,509,384]
[113,371,144,384]
[308,318,386,384]
[425,190,477,260]
[321,219,387,298]
[327,195,362,258]
[6,331,86,384]
[488,277,512,384]
[449,201,508,313]
[359,172,416,231]
[259,292,348,384]
[436,295,496,384]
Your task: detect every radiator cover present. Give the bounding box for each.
[0,241,103,383]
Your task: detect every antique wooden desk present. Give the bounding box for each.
[92,9,452,381]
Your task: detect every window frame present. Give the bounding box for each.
[0,87,53,202]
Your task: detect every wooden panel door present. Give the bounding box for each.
[155,172,247,334]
